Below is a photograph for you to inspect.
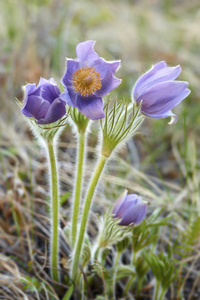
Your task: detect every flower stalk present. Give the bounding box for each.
[71,131,85,248]
[47,141,60,282]
[71,155,107,283]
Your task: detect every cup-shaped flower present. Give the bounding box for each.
[60,40,121,120]
[112,190,147,226]
[132,61,190,124]
[21,78,66,124]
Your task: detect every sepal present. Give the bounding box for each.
[100,100,144,157]
[115,236,130,253]
[28,115,68,143]
[97,209,132,249]
[69,107,89,133]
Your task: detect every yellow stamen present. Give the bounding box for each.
[72,66,102,97]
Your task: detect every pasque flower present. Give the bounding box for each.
[60,40,121,120]
[21,78,66,124]
[132,61,190,123]
[112,190,147,226]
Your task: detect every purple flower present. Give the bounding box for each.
[112,190,147,226]
[21,78,66,124]
[132,61,190,123]
[60,40,121,120]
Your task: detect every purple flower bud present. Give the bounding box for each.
[21,78,66,124]
[132,61,190,124]
[112,190,147,226]
[60,40,121,120]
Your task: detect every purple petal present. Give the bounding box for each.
[92,58,120,78]
[95,72,121,97]
[61,61,80,93]
[116,196,142,219]
[37,77,51,87]
[145,88,190,116]
[124,195,141,206]
[66,59,80,74]
[120,201,147,226]
[112,190,128,215]
[22,84,40,117]
[21,95,50,120]
[144,110,176,120]
[76,41,99,66]
[76,95,105,120]
[134,65,181,99]
[133,61,167,99]
[138,81,189,114]
[60,89,76,107]
[62,59,80,88]
[37,98,66,124]
[40,85,60,103]
[25,83,37,95]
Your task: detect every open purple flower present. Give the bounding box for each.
[132,61,190,124]
[60,40,121,120]
[21,78,66,124]
[112,190,147,226]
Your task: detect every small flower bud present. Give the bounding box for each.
[112,190,147,226]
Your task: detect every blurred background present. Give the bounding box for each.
[0,0,200,298]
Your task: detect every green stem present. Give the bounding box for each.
[124,276,134,297]
[71,132,85,248]
[71,155,107,283]
[124,250,137,296]
[158,289,166,300]
[154,281,160,300]
[47,141,60,282]
[114,251,121,268]
[137,278,142,295]
[132,251,136,265]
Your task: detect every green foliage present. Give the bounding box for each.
[184,216,200,246]
[135,256,149,279]
[100,248,111,266]
[92,261,110,280]
[175,215,200,258]
[81,244,91,268]
[69,107,89,133]
[21,276,43,292]
[115,236,130,253]
[132,219,158,253]
[29,115,69,143]
[143,251,178,291]
[60,190,71,205]
[114,265,136,282]
[62,285,74,300]
[97,210,132,248]
[101,100,144,157]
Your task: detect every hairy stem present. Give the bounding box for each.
[71,132,85,248]
[47,141,60,282]
[154,281,161,300]
[71,155,107,283]
[158,289,166,300]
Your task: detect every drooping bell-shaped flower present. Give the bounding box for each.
[112,190,147,226]
[21,78,66,124]
[132,61,190,124]
[60,40,121,120]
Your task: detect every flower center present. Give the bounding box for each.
[72,66,102,97]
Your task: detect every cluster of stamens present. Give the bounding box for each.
[72,66,102,97]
